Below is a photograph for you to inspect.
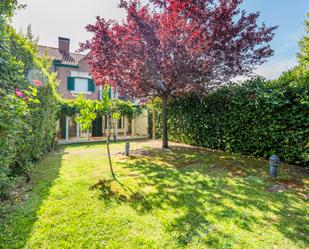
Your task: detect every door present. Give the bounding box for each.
[92,116,103,137]
[60,115,66,138]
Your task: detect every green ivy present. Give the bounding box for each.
[0,75,58,198]
[0,3,59,198]
[58,94,142,119]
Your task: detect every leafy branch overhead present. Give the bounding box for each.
[81,0,277,97]
[81,0,277,148]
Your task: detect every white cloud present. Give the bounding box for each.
[254,57,297,79]
[233,57,297,82]
[12,0,128,51]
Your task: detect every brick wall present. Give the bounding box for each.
[56,58,99,100]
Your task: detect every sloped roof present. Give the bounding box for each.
[38,45,85,66]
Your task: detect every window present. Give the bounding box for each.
[74,78,89,93]
[67,77,95,93]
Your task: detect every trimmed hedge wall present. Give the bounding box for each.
[163,76,309,166]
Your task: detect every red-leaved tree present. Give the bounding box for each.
[80,0,277,149]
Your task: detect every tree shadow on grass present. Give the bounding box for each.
[90,177,152,211]
[96,144,309,247]
[0,148,64,249]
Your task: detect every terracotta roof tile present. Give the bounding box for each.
[38,45,85,66]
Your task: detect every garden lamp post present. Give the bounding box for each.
[269,155,280,177]
[125,142,130,156]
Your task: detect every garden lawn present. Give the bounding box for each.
[0,140,308,249]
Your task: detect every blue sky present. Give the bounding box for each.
[240,0,309,79]
[12,0,309,79]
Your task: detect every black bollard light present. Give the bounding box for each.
[269,155,280,177]
[125,142,130,156]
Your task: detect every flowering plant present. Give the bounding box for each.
[33,79,43,87]
[14,80,42,104]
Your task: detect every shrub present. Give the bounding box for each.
[0,75,58,198]
[161,76,309,166]
[0,3,59,198]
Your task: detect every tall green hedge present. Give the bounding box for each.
[0,70,59,199]
[163,76,309,166]
[0,2,59,198]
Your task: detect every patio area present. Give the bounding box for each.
[58,135,149,144]
[57,110,149,144]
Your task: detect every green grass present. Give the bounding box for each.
[0,140,308,249]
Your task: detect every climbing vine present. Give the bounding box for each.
[58,94,142,119]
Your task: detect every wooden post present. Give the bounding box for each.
[102,116,105,133]
[65,116,69,142]
[98,85,103,101]
[115,119,118,141]
[124,117,127,140]
[152,110,156,140]
[76,121,80,141]
[132,118,135,137]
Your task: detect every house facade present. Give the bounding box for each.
[38,37,148,143]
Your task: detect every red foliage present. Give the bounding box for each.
[80,0,277,148]
[80,0,276,98]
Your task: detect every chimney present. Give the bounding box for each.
[58,37,70,54]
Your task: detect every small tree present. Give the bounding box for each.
[73,86,138,179]
[75,88,118,178]
[75,94,98,141]
[81,0,277,149]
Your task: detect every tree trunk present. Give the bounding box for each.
[162,94,168,149]
[152,109,156,140]
[106,115,116,179]
[106,138,116,179]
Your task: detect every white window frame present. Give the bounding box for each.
[70,71,94,95]
[71,78,90,94]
